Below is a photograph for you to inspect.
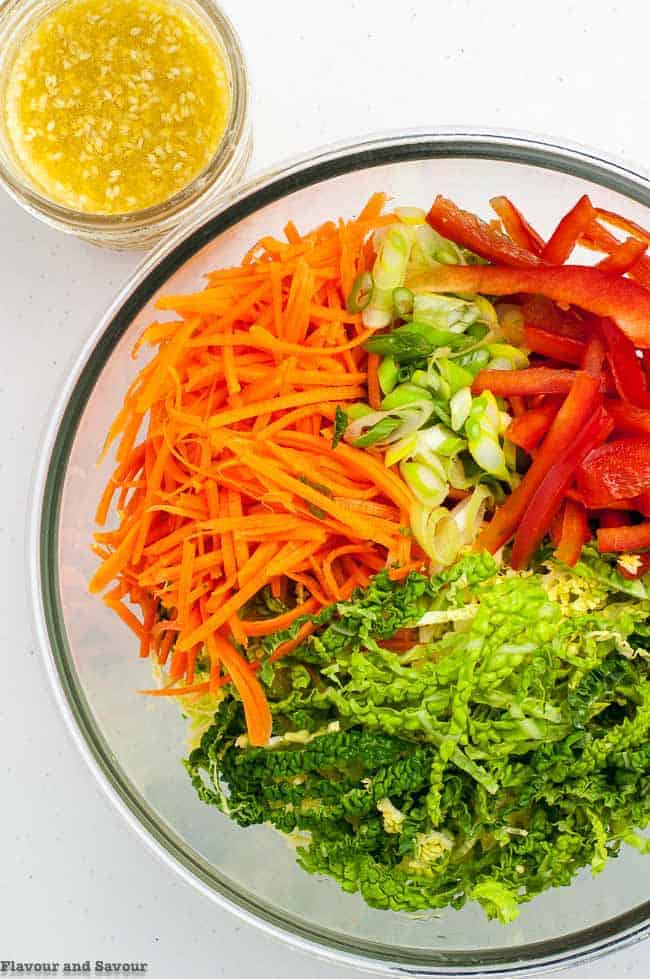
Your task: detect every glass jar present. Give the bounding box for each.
[0,0,251,248]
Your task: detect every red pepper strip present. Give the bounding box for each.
[426,196,542,268]
[555,499,590,566]
[550,504,565,547]
[476,372,601,553]
[606,400,650,435]
[523,324,586,365]
[489,196,545,254]
[541,195,596,264]
[473,367,579,397]
[519,296,588,340]
[618,552,650,579]
[414,264,650,349]
[581,330,607,375]
[633,490,650,517]
[597,510,631,528]
[599,318,650,407]
[581,220,650,290]
[595,207,650,246]
[597,237,647,274]
[509,395,526,417]
[577,436,650,506]
[511,407,612,568]
[597,521,650,553]
[505,400,560,452]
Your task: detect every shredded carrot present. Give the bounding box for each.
[91,195,421,745]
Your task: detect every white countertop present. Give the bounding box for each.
[2,0,648,975]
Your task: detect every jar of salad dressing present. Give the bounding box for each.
[0,0,251,247]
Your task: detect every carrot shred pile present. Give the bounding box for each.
[90,193,420,745]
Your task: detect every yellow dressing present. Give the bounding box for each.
[4,0,231,213]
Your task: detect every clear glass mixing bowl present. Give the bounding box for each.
[31,130,650,976]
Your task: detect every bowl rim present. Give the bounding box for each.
[30,127,650,976]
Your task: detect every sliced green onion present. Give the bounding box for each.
[347,401,434,447]
[377,355,399,395]
[445,454,474,490]
[393,286,414,318]
[413,425,466,460]
[373,225,413,291]
[410,503,462,565]
[352,416,402,448]
[409,224,466,267]
[385,433,418,468]
[454,348,491,377]
[395,206,427,225]
[436,357,475,396]
[347,402,373,421]
[487,343,529,370]
[381,382,431,411]
[347,271,374,313]
[450,387,472,431]
[362,286,394,330]
[503,438,518,472]
[400,461,448,508]
[412,293,479,332]
[468,436,509,481]
[450,485,493,545]
[499,411,512,434]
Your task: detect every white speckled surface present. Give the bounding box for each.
[1,0,648,975]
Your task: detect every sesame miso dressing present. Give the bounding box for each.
[4,0,231,213]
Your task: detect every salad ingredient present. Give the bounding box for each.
[489,196,545,254]
[541,195,596,264]
[427,196,542,267]
[598,522,650,553]
[578,437,650,506]
[477,372,602,554]
[91,196,425,739]
[510,407,613,569]
[407,264,650,348]
[4,0,231,213]
[556,500,590,566]
[186,552,650,921]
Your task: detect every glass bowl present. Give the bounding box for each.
[31,130,650,975]
[0,0,251,249]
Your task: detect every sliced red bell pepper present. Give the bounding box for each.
[415,264,650,348]
[511,407,612,568]
[633,489,650,517]
[577,436,650,506]
[581,219,650,290]
[523,324,586,365]
[505,400,560,452]
[541,195,596,264]
[597,521,650,553]
[599,318,650,407]
[595,207,650,246]
[606,400,650,436]
[519,296,588,341]
[597,510,631,528]
[581,330,607,375]
[550,503,565,547]
[489,196,545,254]
[426,196,542,268]
[472,367,578,397]
[597,237,648,274]
[476,372,602,553]
[618,552,650,579]
[509,395,526,417]
[555,499,590,566]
